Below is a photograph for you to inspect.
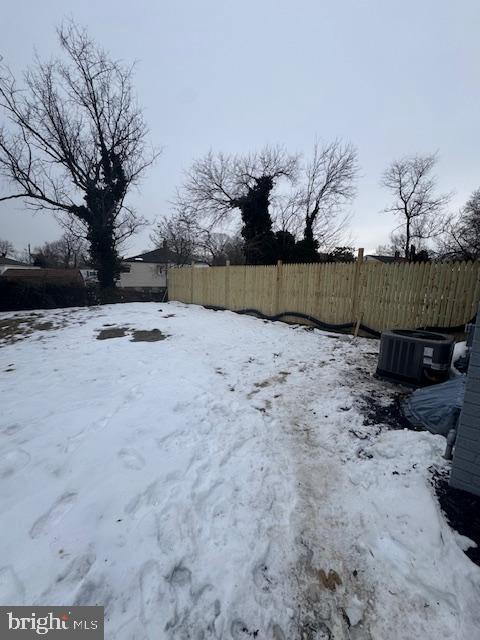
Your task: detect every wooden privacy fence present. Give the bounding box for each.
[168,257,480,335]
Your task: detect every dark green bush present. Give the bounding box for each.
[0,279,90,311]
[0,280,166,311]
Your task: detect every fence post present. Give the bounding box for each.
[352,248,364,333]
[225,260,230,309]
[275,260,283,315]
[190,262,194,304]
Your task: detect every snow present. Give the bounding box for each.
[452,340,467,376]
[0,302,479,639]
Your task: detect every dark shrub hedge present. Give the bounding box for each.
[0,279,93,311]
[98,287,167,304]
[0,281,167,311]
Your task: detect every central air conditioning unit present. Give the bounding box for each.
[376,329,455,386]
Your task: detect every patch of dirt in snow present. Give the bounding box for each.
[130,329,167,342]
[96,326,130,340]
[0,316,59,345]
[359,391,417,431]
[0,307,94,346]
[95,326,168,342]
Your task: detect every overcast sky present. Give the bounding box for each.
[1,0,479,256]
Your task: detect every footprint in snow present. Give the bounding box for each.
[0,448,31,479]
[253,561,277,593]
[118,448,145,470]
[125,386,143,401]
[0,423,25,437]
[165,562,216,634]
[230,619,260,639]
[139,560,164,624]
[37,551,96,604]
[29,492,77,539]
[55,551,96,586]
[73,574,113,614]
[0,566,26,605]
[125,480,162,517]
[167,564,191,587]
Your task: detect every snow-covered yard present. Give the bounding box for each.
[1,302,479,639]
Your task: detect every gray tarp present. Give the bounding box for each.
[402,376,466,436]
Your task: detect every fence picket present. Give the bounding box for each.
[168,260,480,334]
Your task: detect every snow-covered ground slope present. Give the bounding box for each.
[1,303,479,639]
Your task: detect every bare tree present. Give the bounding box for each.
[177,146,298,264]
[381,153,450,259]
[32,232,88,268]
[270,193,304,238]
[13,246,33,264]
[176,142,357,264]
[0,238,14,257]
[296,140,357,257]
[222,235,246,265]
[375,243,397,257]
[377,228,429,258]
[197,230,247,265]
[437,188,480,260]
[0,22,157,288]
[150,211,199,266]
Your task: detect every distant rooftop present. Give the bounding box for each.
[0,256,31,267]
[124,247,179,264]
[364,254,406,264]
[124,247,209,265]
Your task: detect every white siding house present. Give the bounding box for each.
[118,259,169,289]
[117,247,179,291]
[117,247,209,291]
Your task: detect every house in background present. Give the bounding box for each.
[79,268,98,285]
[118,246,209,292]
[118,246,179,292]
[364,253,406,264]
[0,256,41,276]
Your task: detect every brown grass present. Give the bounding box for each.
[96,327,130,340]
[130,329,167,342]
[0,317,57,346]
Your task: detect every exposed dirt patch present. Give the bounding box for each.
[0,317,58,346]
[359,391,417,431]
[130,329,167,342]
[432,469,480,567]
[96,327,129,340]
[313,568,343,592]
[252,371,290,390]
[96,326,169,342]
[293,548,347,639]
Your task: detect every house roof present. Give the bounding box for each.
[123,248,209,265]
[0,256,31,267]
[365,254,406,264]
[124,248,178,264]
